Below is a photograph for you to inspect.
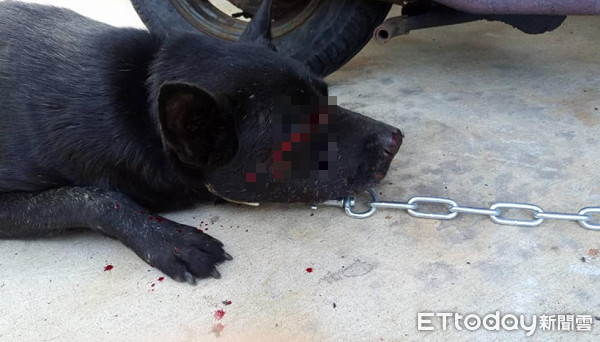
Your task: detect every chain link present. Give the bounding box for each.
[312,189,600,231]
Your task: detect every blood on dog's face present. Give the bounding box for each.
[249,95,339,189]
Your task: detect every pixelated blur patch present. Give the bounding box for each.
[245,173,256,183]
[245,96,339,191]
[271,96,338,181]
[245,163,267,190]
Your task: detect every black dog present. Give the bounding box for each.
[0,0,401,284]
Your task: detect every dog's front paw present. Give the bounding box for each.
[133,222,232,284]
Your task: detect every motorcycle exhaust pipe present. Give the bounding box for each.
[373,0,599,44]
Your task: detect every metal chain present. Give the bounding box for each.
[311,189,600,231]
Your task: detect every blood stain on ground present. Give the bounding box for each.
[104,265,114,271]
[158,277,164,282]
[306,267,313,273]
[222,300,232,305]
[214,309,226,320]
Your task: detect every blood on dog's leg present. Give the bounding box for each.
[0,187,231,283]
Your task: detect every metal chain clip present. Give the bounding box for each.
[311,189,600,230]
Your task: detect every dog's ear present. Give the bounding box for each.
[239,0,274,49]
[158,83,238,169]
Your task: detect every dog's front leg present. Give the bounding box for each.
[0,187,230,283]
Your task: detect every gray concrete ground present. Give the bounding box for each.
[1,1,600,341]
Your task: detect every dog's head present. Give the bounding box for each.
[151,0,401,204]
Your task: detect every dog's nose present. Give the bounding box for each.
[379,128,402,157]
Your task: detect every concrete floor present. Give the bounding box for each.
[1,1,600,341]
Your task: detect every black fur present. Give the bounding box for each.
[0,1,401,283]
